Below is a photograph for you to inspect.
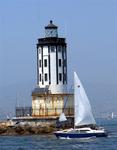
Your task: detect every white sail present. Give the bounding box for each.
[111,112,114,119]
[59,112,67,122]
[74,72,96,127]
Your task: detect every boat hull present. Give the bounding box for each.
[54,132,108,139]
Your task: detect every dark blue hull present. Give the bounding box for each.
[54,132,108,139]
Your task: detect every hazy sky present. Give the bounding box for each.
[0,0,117,117]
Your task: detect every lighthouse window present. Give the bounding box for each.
[39,48,41,53]
[45,73,48,81]
[51,46,55,52]
[39,74,41,81]
[44,59,47,67]
[59,59,62,67]
[59,73,62,81]
[39,60,41,67]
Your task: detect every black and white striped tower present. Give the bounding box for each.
[36,20,67,93]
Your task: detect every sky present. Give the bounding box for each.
[0,0,117,118]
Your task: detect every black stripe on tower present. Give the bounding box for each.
[65,46,67,84]
[48,46,51,84]
[41,46,44,85]
[37,47,39,85]
[56,46,58,84]
[62,46,64,84]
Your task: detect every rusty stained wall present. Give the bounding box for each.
[32,94,73,117]
[65,95,74,108]
[64,95,74,115]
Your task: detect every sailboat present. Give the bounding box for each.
[111,112,114,119]
[54,72,108,139]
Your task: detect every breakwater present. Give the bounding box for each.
[0,117,73,135]
[0,124,56,136]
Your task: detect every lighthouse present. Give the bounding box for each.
[32,21,73,117]
[37,20,67,93]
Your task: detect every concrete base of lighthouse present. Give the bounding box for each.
[49,84,67,94]
[31,87,73,118]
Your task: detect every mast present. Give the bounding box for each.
[74,72,76,129]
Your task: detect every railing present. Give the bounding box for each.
[16,107,74,117]
[16,107,32,117]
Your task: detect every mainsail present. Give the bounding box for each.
[74,72,96,127]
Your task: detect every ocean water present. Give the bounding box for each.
[0,119,117,150]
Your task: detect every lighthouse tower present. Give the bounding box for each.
[32,21,73,117]
[37,20,67,93]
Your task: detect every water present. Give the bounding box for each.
[0,119,117,150]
